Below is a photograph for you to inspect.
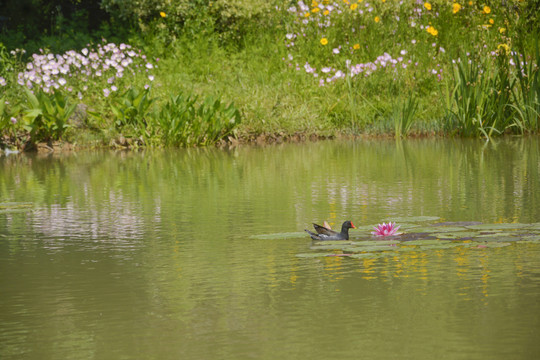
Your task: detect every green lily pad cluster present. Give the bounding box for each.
[293,219,540,259]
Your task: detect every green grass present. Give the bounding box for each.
[1,1,539,150]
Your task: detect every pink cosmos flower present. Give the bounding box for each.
[371,222,401,236]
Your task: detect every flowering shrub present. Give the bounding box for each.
[283,1,518,85]
[16,41,156,100]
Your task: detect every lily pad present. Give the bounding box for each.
[436,231,479,239]
[527,223,540,230]
[517,236,540,243]
[401,239,451,246]
[427,226,469,232]
[432,221,482,227]
[386,216,440,222]
[393,223,421,230]
[471,235,521,242]
[351,240,400,246]
[472,242,512,248]
[475,232,515,238]
[406,226,467,234]
[312,240,353,246]
[398,233,438,241]
[466,223,531,230]
[518,235,540,241]
[250,232,306,240]
[349,252,398,259]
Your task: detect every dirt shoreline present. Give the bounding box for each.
[1,130,444,154]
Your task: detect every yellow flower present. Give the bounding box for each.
[353,43,360,50]
[312,7,320,13]
[304,12,310,17]
[374,16,380,22]
[424,2,432,10]
[489,18,494,24]
[483,6,491,14]
[452,3,461,14]
[382,0,386,2]
[497,43,510,55]
[350,3,358,10]
[426,26,438,36]
[320,37,328,45]
[323,9,330,15]
[159,11,167,18]
[468,1,473,5]
[312,0,319,7]
[499,27,506,33]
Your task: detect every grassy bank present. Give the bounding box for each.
[1,1,539,151]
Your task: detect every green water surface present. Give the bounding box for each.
[1,138,539,359]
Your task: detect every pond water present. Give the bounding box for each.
[1,138,540,359]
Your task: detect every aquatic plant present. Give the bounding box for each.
[372,222,401,237]
[157,92,241,146]
[510,41,540,133]
[392,94,419,138]
[0,97,21,139]
[110,87,156,128]
[22,87,77,142]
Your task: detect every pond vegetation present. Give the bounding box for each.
[1,1,539,150]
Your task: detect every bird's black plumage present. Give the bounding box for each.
[305,220,356,240]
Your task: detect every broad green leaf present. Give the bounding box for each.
[466,223,531,230]
[351,240,400,246]
[386,216,440,222]
[402,240,451,246]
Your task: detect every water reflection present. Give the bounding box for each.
[1,138,540,359]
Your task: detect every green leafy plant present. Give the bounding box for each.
[510,41,540,133]
[22,88,77,142]
[158,92,241,146]
[392,95,419,138]
[110,87,156,127]
[446,56,516,139]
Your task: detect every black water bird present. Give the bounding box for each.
[305,220,356,240]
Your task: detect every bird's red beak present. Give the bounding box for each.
[351,222,356,228]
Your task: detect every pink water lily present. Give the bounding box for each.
[372,222,401,236]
